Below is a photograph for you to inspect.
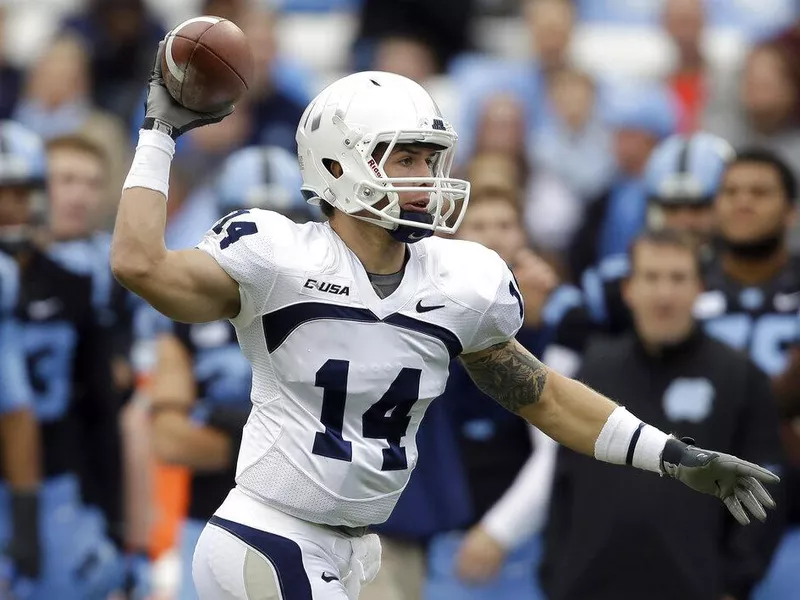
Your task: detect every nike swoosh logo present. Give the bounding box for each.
[321,572,340,583]
[416,300,444,313]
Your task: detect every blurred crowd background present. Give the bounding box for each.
[1,0,800,598]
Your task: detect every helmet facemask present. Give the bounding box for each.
[355,130,470,235]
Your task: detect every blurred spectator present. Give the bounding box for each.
[62,0,166,122]
[473,94,528,170]
[0,8,22,120]
[46,135,110,243]
[472,95,581,258]
[663,0,707,133]
[531,68,615,202]
[581,132,734,335]
[238,7,308,148]
[568,83,678,279]
[707,42,800,178]
[13,34,130,215]
[354,0,476,75]
[542,229,785,600]
[453,0,579,160]
[422,190,570,600]
[0,120,126,598]
[696,148,800,600]
[203,0,249,22]
[373,36,438,85]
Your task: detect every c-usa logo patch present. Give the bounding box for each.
[663,377,715,423]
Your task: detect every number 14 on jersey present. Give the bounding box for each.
[312,359,421,471]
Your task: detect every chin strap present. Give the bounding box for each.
[388,210,435,244]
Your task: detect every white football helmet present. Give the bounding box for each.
[296,71,470,238]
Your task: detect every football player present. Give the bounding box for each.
[697,148,800,598]
[0,120,124,599]
[582,131,734,334]
[112,45,780,600]
[43,134,147,597]
[150,145,305,600]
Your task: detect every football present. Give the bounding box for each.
[161,15,254,113]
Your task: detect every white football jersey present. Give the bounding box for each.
[197,209,523,527]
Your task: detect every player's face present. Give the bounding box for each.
[47,149,105,240]
[377,144,440,213]
[624,242,701,345]
[456,197,525,264]
[660,204,716,241]
[0,185,34,228]
[715,162,793,245]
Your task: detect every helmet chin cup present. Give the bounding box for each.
[389,211,435,243]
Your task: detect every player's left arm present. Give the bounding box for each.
[460,339,781,525]
[460,339,614,456]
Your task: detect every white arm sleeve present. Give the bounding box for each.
[480,426,558,550]
[195,209,287,328]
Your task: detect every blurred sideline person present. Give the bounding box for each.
[696,148,800,599]
[361,180,567,600]
[582,131,734,334]
[421,188,571,600]
[113,54,780,600]
[0,249,41,588]
[568,82,678,277]
[44,135,149,597]
[542,229,785,600]
[151,146,310,600]
[0,120,124,598]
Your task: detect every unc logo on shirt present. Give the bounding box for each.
[663,378,715,423]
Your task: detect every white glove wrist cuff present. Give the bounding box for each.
[122,129,176,199]
[594,406,670,474]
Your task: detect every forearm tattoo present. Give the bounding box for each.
[460,339,549,413]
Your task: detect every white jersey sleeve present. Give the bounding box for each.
[196,209,297,328]
[457,243,524,354]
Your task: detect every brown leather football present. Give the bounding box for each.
[161,16,254,113]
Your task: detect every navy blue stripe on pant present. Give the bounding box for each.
[208,515,313,600]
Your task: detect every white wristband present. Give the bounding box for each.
[122,129,176,199]
[594,406,670,474]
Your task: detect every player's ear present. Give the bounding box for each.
[323,160,343,179]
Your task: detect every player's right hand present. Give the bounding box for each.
[142,40,234,140]
[661,437,780,525]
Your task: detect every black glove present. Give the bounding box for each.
[661,437,780,525]
[6,491,40,579]
[142,40,234,140]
